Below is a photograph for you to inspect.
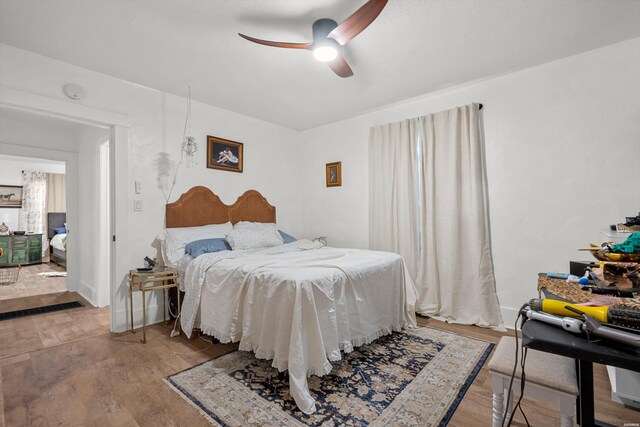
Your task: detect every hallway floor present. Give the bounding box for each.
[0,263,66,301]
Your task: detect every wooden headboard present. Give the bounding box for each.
[165,186,276,228]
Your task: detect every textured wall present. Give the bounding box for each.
[298,38,640,326]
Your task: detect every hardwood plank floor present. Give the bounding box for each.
[1,307,638,426]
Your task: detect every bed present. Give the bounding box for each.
[163,186,417,414]
[47,212,67,268]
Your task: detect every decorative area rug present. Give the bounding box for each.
[165,327,493,426]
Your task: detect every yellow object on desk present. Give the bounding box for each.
[128,267,180,343]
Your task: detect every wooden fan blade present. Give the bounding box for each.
[328,0,388,45]
[238,33,312,50]
[327,54,354,78]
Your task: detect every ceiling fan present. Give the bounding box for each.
[238,0,388,78]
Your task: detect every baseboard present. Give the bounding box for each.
[501,306,522,330]
[113,300,170,333]
[76,280,97,307]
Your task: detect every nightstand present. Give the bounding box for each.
[128,267,180,343]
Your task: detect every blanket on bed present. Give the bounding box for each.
[181,239,417,414]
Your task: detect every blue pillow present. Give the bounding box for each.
[54,226,67,234]
[185,238,231,257]
[279,230,297,244]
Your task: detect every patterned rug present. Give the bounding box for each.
[165,327,493,426]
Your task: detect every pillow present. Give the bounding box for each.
[226,227,284,250]
[234,221,278,230]
[53,226,67,235]
[156,222,233,267]
[279,230,296,243]
[185,238,231,258]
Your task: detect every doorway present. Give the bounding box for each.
[0,154,68,302]
[0,106,114,322]
[0,91,130,333]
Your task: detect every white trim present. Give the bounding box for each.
[76,280,96,305]
[111,125,130,332]
[0,86,129,127]
[117,303,170,331]
[0,92,130,333]
[501,306,522,330]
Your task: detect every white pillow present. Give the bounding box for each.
[156,222,233,267]
[234,221,278,230]
[226,227,283,250]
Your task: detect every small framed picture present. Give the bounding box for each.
[207,136,243,173]
[0,185,23,208]
[326,162,342,187]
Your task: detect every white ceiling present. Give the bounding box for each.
[1,0,639,131]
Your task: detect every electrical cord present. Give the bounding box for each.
[502,303,531,427]
[507,346,530,426]
[170,311,181,338]
[171,330,214,356]
[161,81,191,225]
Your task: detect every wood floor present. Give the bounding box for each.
[0,263,67,301]
[0,303,638,426]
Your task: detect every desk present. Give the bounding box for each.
[522,319,640,427]
[128,268,180,343]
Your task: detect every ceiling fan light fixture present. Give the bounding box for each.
[238,0,389,76]
[313,45,337,62]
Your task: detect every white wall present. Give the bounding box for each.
[0,43,303,332]
[298,38,640,326]
[0,155,65,231]
[2,38,638,331]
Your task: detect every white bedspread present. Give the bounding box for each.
[181,239,417,414]
[50,233,67,251]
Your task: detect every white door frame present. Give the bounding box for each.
[0,86,130,333]
[96,139,111,308]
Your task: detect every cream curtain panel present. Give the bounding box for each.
[369,104,503,328]
[46,173,66,213]
[19,171,49,254]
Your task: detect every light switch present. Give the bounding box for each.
[134,199,142,212]
[134,181,141,194]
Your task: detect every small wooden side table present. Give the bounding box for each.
[128,267,180,343]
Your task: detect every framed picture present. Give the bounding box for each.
[0,185,23,208]
[326,162,342,187]
[207,135,243,173]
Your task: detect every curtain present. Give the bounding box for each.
[46,173,66,213]
[369,104,503,328]
[20,171,49,254]
[369,119,421,280]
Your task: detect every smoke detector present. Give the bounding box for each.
[63,83,84,100]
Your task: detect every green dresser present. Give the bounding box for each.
[0,234,42,266]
